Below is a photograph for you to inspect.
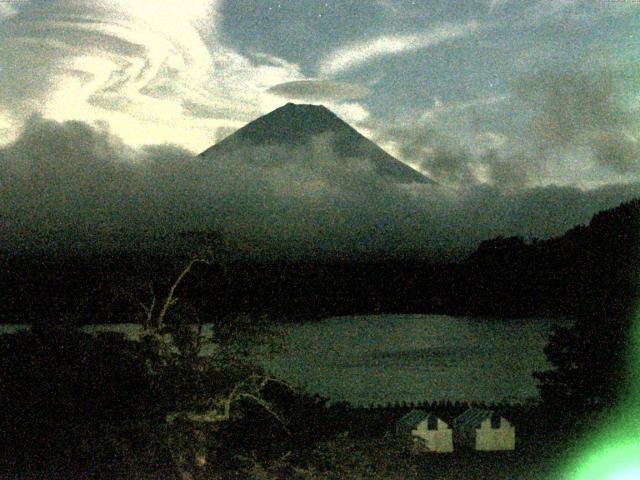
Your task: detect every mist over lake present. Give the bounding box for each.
[266,315,570,406]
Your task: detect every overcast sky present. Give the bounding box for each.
[0,0,639,255]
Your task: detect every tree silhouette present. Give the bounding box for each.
[533,200,639,424]
[534,313,632,424]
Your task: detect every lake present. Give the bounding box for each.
[266,315,569,406]
[0,315,568,406]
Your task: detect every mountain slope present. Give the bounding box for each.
[199,103,434,185]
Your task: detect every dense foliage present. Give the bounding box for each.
[529,200,639,425]
[0,255,293,478]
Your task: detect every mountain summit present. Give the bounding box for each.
[199,103,433,184]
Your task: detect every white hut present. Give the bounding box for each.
[395,410,453,453]
[452,408,515,451]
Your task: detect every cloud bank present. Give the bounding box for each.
[376,65,640,190]
[513,69,640,175]
[2,115,638,259]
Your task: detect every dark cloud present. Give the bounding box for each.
[514,71,623,147]
[592,130,640,174]
[182,100,229,119]
[513,68,640,173]
[381,126,475,185]
[374,65,640,190]
[0,115,191,242]
[2,115,639,258]
[481,150,531,190]
[267,80,371,101]
[87,93,133,112]
[380,125,531,189]
[421,145,476,185]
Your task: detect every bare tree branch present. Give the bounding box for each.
[156,257,210,330]
[165,374,290,433]
[139,293,156,330]
[238,393,289,431]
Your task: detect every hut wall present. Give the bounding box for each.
[413,429,454,452]
[475,419,516,451]
[412,418,453,452]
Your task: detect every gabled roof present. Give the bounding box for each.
[396,410,442,430]
[453,408,498,429]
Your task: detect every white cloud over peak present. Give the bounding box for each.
[318,21,480,76]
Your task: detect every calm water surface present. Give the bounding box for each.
[0,315,568,406]
[266,314,570,406]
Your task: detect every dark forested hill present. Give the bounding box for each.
[448,198,639,318]
[1,199,638,324]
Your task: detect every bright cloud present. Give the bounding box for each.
[0,0,304,150]
[318,21,480,76]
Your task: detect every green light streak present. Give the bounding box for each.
[568,441,640,480]
[556,306,640,480]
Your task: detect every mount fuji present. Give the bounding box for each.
[199,103,434,185]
